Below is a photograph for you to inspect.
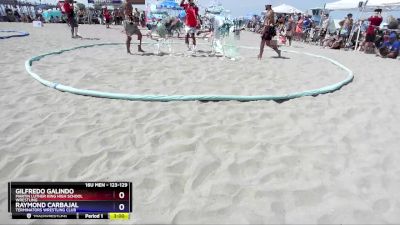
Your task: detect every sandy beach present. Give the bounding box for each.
[1,22,400,224]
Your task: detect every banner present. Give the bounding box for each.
[87,0,123,4]
[88,0,144,4]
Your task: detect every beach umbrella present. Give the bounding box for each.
[273,4,303,14]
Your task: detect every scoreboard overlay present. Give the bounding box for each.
[8,182,132,220]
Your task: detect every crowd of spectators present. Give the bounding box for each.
[0,4,138,25]
[243,10,400,59]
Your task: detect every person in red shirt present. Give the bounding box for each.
[61,0,81,38]
[364,9,383,53]
[180,0,199,51]
[103,7,112,29]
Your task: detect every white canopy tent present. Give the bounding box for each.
[325,0,363,11]
[365,0,400,10]
[325,0,400,50]
[272,4,303,14]
[369,0,400,6]
[325,0,400,11]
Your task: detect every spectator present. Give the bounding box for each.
[340,13,353,39]
[113,9,119,25]
[286,16,295,46]
[364,9,383,54]
[5,8,14,22]
[295,15,304,40]
[319,14,330,45]
[13,8,21,22]
[379,32,399,59]
[103,7,111,28]
[387,16,399,29]
[20,13,27,22]
[118,8,124,25]
[77,9,85,24]
[303,15,311,32]
[276,16,287,45]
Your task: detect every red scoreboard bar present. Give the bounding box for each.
[8,182,132,220]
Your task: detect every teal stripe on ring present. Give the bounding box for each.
[0,30,29,39]
[25,42,354,102]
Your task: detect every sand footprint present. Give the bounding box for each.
[191,161,220,190]
[165,160,188,174]
[171,209,198,224]
[0,155,27,178]
[67,153,106,178]
[293,185,328,207]
[1,122,25,139]
[137,178,164,203]
[372,199,391,213]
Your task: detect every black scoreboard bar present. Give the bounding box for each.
[8,182,132,220]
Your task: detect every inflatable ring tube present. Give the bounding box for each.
[0,30,30,39]
[25,42,354,102]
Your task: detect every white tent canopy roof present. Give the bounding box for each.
[325,0,361,10]
[273,4,303,14]
[325,0,400,11]
[369,0,400,6]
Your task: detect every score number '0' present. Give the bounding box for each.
[119,192,125,211]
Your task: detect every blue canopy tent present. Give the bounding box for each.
[158,0,182,10]
[87,0,122,3]
[157,0,183,17]
[148,11,168,20]
[178,10,185,19]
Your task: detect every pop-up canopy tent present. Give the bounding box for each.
[87,0,123,3]
[326,0,400,11]
[157,0,184,16]
[325,0,400,49]
[158,0,182,10]
[273,4,303,14]
[205,4,227,14]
